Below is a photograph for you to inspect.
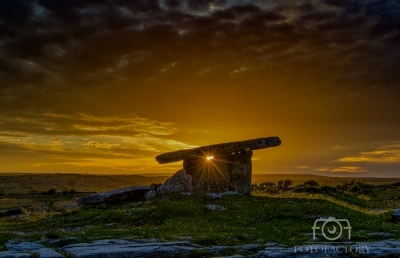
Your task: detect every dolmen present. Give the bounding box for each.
[77,137,281,205]
[156,137,281,194]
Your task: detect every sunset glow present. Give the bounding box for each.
[0,0,399,177]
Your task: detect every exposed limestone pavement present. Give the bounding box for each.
[2,238,400,258]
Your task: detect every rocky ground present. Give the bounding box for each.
[2,237,400,258]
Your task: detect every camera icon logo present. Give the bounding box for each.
[312,217,351,241]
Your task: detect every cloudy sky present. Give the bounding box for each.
[1,0,399,176]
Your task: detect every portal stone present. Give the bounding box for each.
[226,150,252,194]
[183,157,230,193]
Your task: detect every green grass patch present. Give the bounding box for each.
[1,190,400,250]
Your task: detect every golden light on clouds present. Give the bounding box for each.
[339,144,400,163]
[0,0,399,176]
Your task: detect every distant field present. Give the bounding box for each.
[0,173,399,195]
[252,174,400,186]
[0,173,170,194]
[1,173,400,250]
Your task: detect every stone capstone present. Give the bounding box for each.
[155,137,281,164]
[77,186,152,205]
[157,169,193,195]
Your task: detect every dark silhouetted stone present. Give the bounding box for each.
[155,137,281,164]
[157,169,193,195]
[77,186,152,205]
[156,137,281,194]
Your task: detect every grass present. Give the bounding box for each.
[1,174,400,252]
[1,192,399,251]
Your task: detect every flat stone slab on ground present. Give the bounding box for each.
[60,240,203,258]
[77,186,152,205]
[4,239,64,258]
[4,239,400,258]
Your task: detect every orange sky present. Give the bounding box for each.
[1,0,400,177]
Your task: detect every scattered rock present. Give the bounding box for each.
[0,209,24,217]
[145,189,157,200]
[351,239,400,257]
[157,169,193,195]
[5,240,46,251]
[61,226,89,233]
[150,183,162,190]
[205,193,223,200]
[0,251,32,258]
[4,239,64,258]
[3,239,400,258]
[240,244,260,252]
[206,204,227,211]
[223,191,238,195]
[62,204,78,209]
[60,240,203,258]
[392,208,400,223]
[367,232,393,238]
[77,186,152,205]
[134,238,159,243]
[181,192,193,196]
[174,236,193,241]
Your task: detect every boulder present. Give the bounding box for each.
[392,208,400,223]
[157,169,193,195]
[77,186,152,205]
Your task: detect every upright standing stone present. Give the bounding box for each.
[226,150,253,194]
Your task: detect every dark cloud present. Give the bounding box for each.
[0,0,399,174]
[1,0,398,92]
